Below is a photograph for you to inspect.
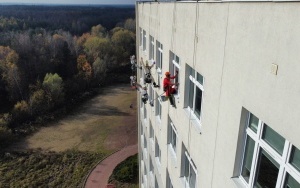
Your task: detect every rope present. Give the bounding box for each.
[210,3,230,186]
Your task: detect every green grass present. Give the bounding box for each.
[109,154,139,188]
[0,150,105,188]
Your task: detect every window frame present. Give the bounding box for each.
[185,64,204,123]
[237,112,300,188]
[168,121,178,154]
[155,137,162,168]
[149,35,155,60]
[156,41,163,72]
[182,151,197,188]
[169,51,180,82]
[139,27,143,47]
[143,30,147,52]
[155,92,162,121]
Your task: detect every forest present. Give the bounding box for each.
[0,5,136,146]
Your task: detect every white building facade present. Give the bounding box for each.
[136,1,300,188]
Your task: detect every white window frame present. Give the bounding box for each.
[168,121,178,155]
[149,35,155,60]
[156,41,163,72]
[155,137,162,174]
[182,151,197,188]
[186,65,204,124]
[169,51,180,97]
[150,121,155,153]
[167,170,174,188]
[155,92,162,121]
[143,30,147,52]
[139,27,143,47]
[238,112,300,188]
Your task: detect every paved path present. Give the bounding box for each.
[84,144,138,188]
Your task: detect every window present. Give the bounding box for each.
[149,35,155,60]
[150,121,154,152]
[168,120,178,154]
[181,149,197,188]
[167,170,174,188]
[156,41,163,71]
[185,64,204,121]
[155,176,159,188]
[139,27,143,46]
[169,51,180,84]
[149,157,155,187]
[149,85,154,102]
[155,137,161,164]
[140,121,143,135]
[144,133,148,149]
[144,103,147,120]
[237,111,300,187]
[150,121,154,139]
[143,30,147,51]
[155,92,162,120]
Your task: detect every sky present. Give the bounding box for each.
[0,0,136,5]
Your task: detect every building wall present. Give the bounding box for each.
[137,2,300,188]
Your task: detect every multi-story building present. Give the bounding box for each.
[136,1,300,188]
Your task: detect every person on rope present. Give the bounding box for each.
[139,86,148,104]
[144,60,155,83]
[130,55,141,71]
[130,75,137,87]
[163,71,179,107]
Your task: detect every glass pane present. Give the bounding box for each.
[190,166,196,188]
[194,87,202,119]
[262,125,285,155]
[188,80,194,109]
[184,155,189,180]
[175,55,179,64]
[171,128,176,150]
[254,149,279,188]
[284,173,300,188]
[196,72,203,86]
[290,146,300,173]
[248,113,259,133]
[241,136,255,183]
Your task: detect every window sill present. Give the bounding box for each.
[156,68,162,74]
[184,108,202,134]
[168,144,177,168]
[156,116,161,125]
[143,148,148,160]
[150,139,154,153]
[180,177,190,188]
[155,157,161,174]
[231,177,247,188]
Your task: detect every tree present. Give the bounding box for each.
[92,57,106,85]
[83,36,111,62]
[91,24,106,37]
[111,29,135,65]
[42,73,64,108]
[28,81,48,115]
[124,19,136,33]
[0,46,24,103]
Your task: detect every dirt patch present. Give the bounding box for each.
[10,84,137,153]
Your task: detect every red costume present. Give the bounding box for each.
[163,73,177,96]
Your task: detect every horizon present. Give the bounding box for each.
[0,0,136,5]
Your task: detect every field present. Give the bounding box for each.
[0,84,138,187]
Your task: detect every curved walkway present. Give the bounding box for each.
[84,144,138,188]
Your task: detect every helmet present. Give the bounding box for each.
[165,72,170,76]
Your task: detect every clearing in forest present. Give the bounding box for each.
[11,84,137,154]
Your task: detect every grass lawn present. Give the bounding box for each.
[0,84,137,187]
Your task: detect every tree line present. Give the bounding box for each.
[0,6,136,135]
[0,5,135,35]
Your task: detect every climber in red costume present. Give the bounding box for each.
[163,71,178,107]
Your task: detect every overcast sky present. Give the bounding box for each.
[0,0,136,5]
